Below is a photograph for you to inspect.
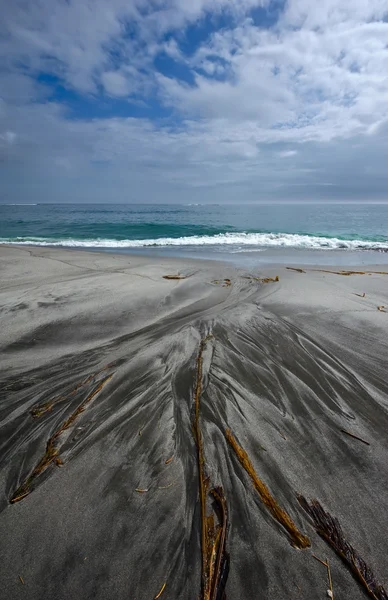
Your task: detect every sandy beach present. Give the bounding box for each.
[1,244,388,600]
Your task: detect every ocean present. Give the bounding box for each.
[1,202,388,266]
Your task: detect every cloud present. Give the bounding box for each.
[164,5,388,142]
[1,0,388,202]
[101,71,132,97]
[0,0,268,94]
[279,150,297,157]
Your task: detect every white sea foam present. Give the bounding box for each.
[1,232,387,250]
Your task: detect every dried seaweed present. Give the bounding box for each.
[286,267,306,273]
[260,276,279,283]
[193,336,229,600]
[209,487,229,600]
[31,401,54,418]
[157,481,175,490]
[225,429,310,549]
[298,496,388,600]
[377,306,386,313]
[10,373,114,503]
[313,270,388,276]
[31,365,113,419]
[162,274,188,280]
[212,279,232,287]
[243,275,279,284]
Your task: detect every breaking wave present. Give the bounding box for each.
[1,231,388,250]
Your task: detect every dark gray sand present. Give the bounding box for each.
[1,245,388,599]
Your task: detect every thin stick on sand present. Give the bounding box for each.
[340,429,370,446]
[327,559,334,599]
[154,582,166,599]
[312,555,334,599]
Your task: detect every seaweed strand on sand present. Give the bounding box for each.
[286,267,306,273]
[225,428,310,549]
[193,336,229,600]
[312,270,388,276]
[30,364,114,419]
[298,496,388,600]
[10,373,114,503]
[243,275,279,283]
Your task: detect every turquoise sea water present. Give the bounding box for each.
[1,203,388,265]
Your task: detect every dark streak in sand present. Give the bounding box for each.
[0,246,388,600]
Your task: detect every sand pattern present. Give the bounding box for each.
[0,246,388,599]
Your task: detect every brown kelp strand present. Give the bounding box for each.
[211,279,232,287]
[313,270,388,276]
[162,274,188,280]
[30,364,114,419]
[209,487,229,600]
[10,373,114,503]
[298,496,388,600]
[194,335,210,588]
[286,267,306,273]
[225,428,310,549]
[243,275,279,283]
[193,336,229,600]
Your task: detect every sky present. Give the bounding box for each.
[1,0,388,204]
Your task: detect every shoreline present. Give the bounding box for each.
[1,245,388,599]
[2,241,388,269]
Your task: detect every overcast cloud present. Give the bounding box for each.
[1,0,388,203]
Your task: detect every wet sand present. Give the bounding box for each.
[1,245,388,599]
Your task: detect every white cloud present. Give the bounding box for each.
[0,0,268,94]
[101,71,131,97]
[0,131,16,143]
[279,150,297,157]
[162,5,388,143]
[1,0,388,201]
